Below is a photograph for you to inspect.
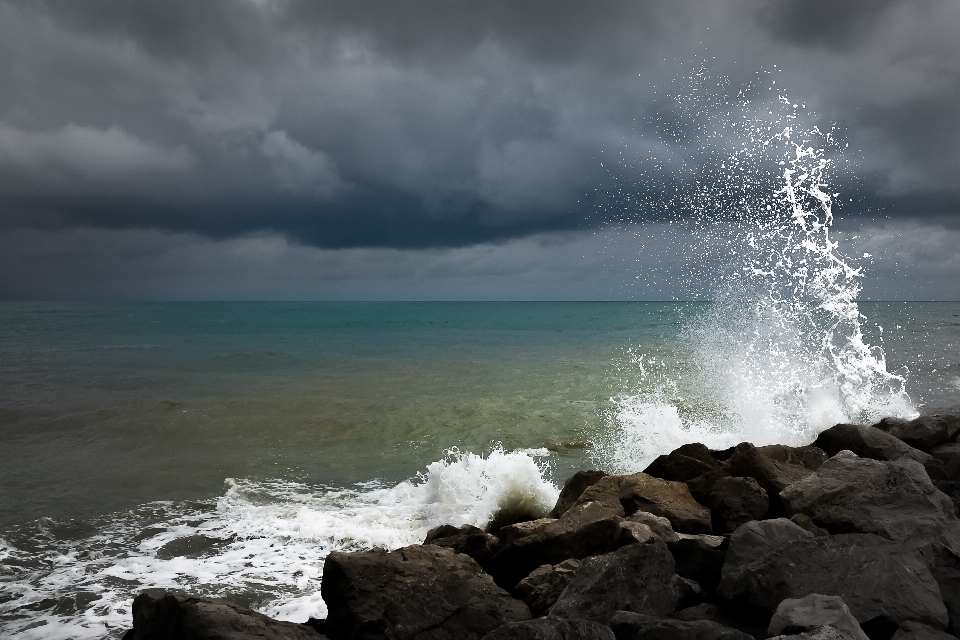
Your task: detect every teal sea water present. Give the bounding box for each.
[1,300,960,638]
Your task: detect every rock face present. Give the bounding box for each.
[609,611,754,640]
[551,470,608,518]
[128,591,325,640]
[424,524,499,564]
[890,620,959,640]
[780,451,960,553]
[480,617,616,640]
[644,443,724,482]
[708,476,769,532]
[718,533,949,631]
[727,442,814,501]
[873,416,952,451]
[618,473,713,534]
[514,559,581,617]
[321,544,530,640]
[548,542,677,624]
[767,594,869,640]
[571,474,628,516]
[812,423,930,464]
[723,518,813,568]
[668,534,727,594]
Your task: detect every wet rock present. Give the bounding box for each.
[790,514,830,537]
[128,591,324,640]
[890,620,958,640]
[481,617,616,640]
[758,444,829,471]
[812,424,930,464]
[672,574,706,610]
[644,444,724,482]
[930,443,960,481]
[723,518,813,569]
[673,603,767,640]
[496,518,556,549]
[708,476,769,533]
[686,469,735,506]
[551,470,608,518]
[873,416,952,452]
[728,443,814,502]
[424,524,499,564]
[779,451,960,554]
[610,611,755,640]
[322,544,530,640]
[515,559,581,617]
[626,512,680,543]
[717,533,949,632]
[571,475,628,516]
[767,594,869,640]
[484,501,623,589]
[768,627,861,640]
[549,541,677,625]
[619,473,713,534]
[667,534,727,594]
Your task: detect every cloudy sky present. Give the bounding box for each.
[1,0,958,300]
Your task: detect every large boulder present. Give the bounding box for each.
[768,627,861,640]
[551,471,608,518]
[767,595,869,640]
[548,542,677,624]
[890,621,958,640]
[127,591,324,640]
[609,611,754,640]
[708,476,769,533]
[424,524,499,564]
[668,534,727,594]
[495,518,556,549]
[515,559,581,617]
[929,443,960,481]
[779,451,960,554]
[484,501,623,589]
[758,444,829,471]
[812,424,930,464]
[723,518,812,568]
[480,617,615,640]
[571,475,628,516]
[872,416,954,452]
[717,533,949,632]
[618,473,713,534]
[321,544,530,640]
[727,443,815,501]
[644,444,724,482]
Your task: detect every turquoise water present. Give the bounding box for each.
[1,301,959,638]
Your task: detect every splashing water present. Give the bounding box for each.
[599,68,916,472]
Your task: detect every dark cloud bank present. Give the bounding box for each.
[1,0,958,299]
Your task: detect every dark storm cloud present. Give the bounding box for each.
[0,0,958,254]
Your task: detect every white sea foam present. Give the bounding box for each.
[0,447,558,639]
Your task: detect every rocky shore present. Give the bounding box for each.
[123,414,960,640]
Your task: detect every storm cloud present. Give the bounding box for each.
[1,0,958,297]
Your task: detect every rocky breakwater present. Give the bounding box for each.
[122,414,960,640]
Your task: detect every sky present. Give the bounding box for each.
[1,0,959,300]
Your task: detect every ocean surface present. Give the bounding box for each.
[1,300,960,639]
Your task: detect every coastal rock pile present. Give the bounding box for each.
[121,414,960,640]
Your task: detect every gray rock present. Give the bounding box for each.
[873,416,952,452]
[644,443,724,482]
[728,442,814,500]
[424,524,499,564]
[668,534,727,594]
[572,474,628,516]
[891,620,958,640]
[484,501,623,589]
[515,559,581,617]
[767,594,869,640]
[626,512,680,543]
[790,514,831,537]
[723,518,813,569]
[708,476,769,533]
[321,544,530,640]
[480,617,616,640]
[129,591,324,640]
[767,626,860,640]
[930,443,960,480]
[610,611,754,640]
[549,542,677,624]
[812,424,931,464]
[717,533,949,631]
[672,574,705,610]
[495,518,556,549]
[619,473,713,534]
[686,469,735,506]
[552,471,608,518]
[758,444,829,471]
[779,451,960,554]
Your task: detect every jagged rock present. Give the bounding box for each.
[321,544,530,640]
[644,444,724,482]
[496,518,556,549]
[484,501,623,589]
[128,591,325,640]
[779,451,960,554]
[728,442,814,501]
[812,424,930,464]
[424,524,499,564]
[723,518,813,568]
[768,626,860,640]
[709,476,769,533]
[873,416,953,452]
[480,617,616,640]
[668,534,727,594]
[627,512,680,543]
[672,603,767,640]
[890,620,958,640]
[687,469,735,506]
[790,514,830,537]
[673,574,706,609]
[610,611,755,640]
[552,470,608,518]
[767,595,869,640]
[930,443,960,480]
[548,541,677,624]
[758,444,829,471]
[717,533,949,632]
[619,473,713,534]
[515,559,581,617]
[571,475,628,516]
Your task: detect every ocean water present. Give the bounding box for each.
[1,300,959,638]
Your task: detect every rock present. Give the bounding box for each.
[552,470,608,518]
[496,518,556,548]
[767,594,869,640]
[717,533,949,632]
[812,424,930,465]
[480,617,616,640]
[768,627,861,640]
[891,620,958,640]
[425,524,467,543]
[644,444,724,482]
[673,574,706,609]
[672,603,768,640]
[708,476,769,533]
[571,474,628,516]
[790,514,830,537]
[723,518,813,569]
[424,524,499,564]
[484,501,623,589]
[548,542,677,624]
[930,443,960,480]
[728,443,814,501]
[128,591,324,640]
[758,444,829,471]
[686,469,735,506]
[321,544,530,640]
[667,534,727,594]
[779,452,960,554]
[619,473,713,534]
[610,611,755,640]
[626,511,680,543]
[873,416,952,452]
[515,559,581,617]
